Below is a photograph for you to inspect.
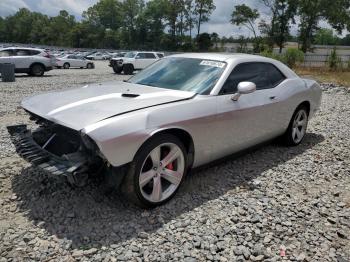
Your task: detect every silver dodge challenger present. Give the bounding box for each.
[8,53,322,207]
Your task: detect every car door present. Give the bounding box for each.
[76,56,86,67]
[66,55,75,67]
[212,62,286,160]
[134,53,147,69]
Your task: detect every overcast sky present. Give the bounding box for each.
[0,0,337,37]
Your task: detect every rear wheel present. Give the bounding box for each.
[122,134,187,208]
[282,106,309,146]
[123,64,134,75]
[63,63,70,69]
[30,64,45,77]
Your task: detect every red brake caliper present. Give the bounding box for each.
[166,162,174,170]
[163,149,174,170]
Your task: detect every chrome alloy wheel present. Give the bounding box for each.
[292,110,308,144]
[139,143,185,203]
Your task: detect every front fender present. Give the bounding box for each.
[82,111,151,166]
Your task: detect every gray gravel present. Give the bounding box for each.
[0,64,349,261]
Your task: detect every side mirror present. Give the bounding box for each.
[231,82,256,101]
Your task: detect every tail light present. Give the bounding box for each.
[43,52,51,58]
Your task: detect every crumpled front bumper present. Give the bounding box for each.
[7,125,87,176]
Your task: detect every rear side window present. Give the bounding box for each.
[30,50,41,55]
[157,53,164,58]
[0,50,14,57]
[220,62,286,94]
[145,53,156,59]
[15,49,32,56]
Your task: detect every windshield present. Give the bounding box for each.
[127,57,226,94]
[124,52,136,58]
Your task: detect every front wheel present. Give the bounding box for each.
[123,64,134,75]
[87,63,94,69]
[122,134,187,208]
[63,63,70,69]
[282,106,309,146]
[113,65,122,74]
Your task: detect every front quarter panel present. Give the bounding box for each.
[82,96,217,167]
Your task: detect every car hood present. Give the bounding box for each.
[22,81,196,130]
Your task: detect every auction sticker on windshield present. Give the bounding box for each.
[200,60,226,68]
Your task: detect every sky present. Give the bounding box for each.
[0,0,336,37]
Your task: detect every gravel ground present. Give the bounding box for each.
[0,63,349,261]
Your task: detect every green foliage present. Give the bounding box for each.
[298,0,350,52]
[284,48,304,68]
[194,0,215,35]
[260,0,298,53]
[0,0,216,51]
[328,47,342,70]
[260,50,285,63]
[260,48,304,68]
[231,4,261,52]
[314,29,339,45]
[196,33,212,51]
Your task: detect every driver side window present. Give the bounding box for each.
[220,62,285,95]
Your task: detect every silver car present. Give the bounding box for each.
[55,54,94,69]
[0,47,54,76]
[7,53,322,207]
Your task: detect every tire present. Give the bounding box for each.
[63,63,70,69]
[122,134,188,208]
[123,64,134,75]
[30,64,45,77]
[113,65,122,74]
[87,63,93,69]
[282,105,309,146]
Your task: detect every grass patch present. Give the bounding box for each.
[295,67,350,87]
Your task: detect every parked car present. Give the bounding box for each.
[55,55,94,69]
[7,53,322,207]
[110,51,164,74]
[0,47,54,76]
[86,52,110,60]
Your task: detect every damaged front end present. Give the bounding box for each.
[7,112,104,186]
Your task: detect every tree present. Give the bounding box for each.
[0,17,6,42]
[185,0,195,41]
[121,0,145,48]
[211,32,219,49]
[261,0,298,53]
[194,0,215,36]
[314,28,339,45]
[298,0,350,52]
[196,32,212,51]
[83,0,122,30]
[231,4,260,52]
[231,5,259,39]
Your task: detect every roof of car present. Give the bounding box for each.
[170,52,269,62]
[1,47,44,52]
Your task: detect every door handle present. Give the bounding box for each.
[269,96,276,100]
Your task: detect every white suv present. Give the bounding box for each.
[0,47,54,76]
[110,51,164,74]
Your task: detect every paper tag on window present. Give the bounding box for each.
[200,60,225,68]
